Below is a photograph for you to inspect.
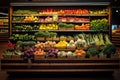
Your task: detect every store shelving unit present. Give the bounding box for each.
[0,2,119,80]
[0,7,9,41]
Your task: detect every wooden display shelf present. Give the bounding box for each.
[1,55,119,80]
[12,14,108,17]
[4,69,117,73]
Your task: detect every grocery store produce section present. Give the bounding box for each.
[0,3,119,79]
[6,5,116,58]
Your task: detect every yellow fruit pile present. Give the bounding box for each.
[24,16,38,21]
[39,24,58,30]
[55,40,68,48]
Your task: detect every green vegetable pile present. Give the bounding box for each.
[99,44,117,55]
[58,23,74,28]
[34,31,57,38]
[13,24,39,30]
[9,34,36,41]
[86,48,99,56]
[16,41,36,47]
[13,10,38,14]
[90,18,108,30]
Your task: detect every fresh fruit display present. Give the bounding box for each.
[9,34,36,41]
[90,18,108,30]
[13,16,38,22]
[74,49,86,56]
[34,49,45,55]
[75,18,90,22]
[74,23,90,30]
[13,10,38,14]
[39,24,58,30]
[55,40,68,48]
[45,48,59,57]
[40,9,56,14]
[58,9,89,14]
[23,16,38,22]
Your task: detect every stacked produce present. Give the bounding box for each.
[13,24,39,30]
[45,48,59,57]
[74,49,86,56]
[13,16,38,22]
[4,33,118,59]
[74,23,90,30]
[9,34,36,42]
[58,9,89,14]
[57,51,76,57]
[86,48,99,57]
[89,9,108,14]
[16,41,36,48]
[34,31,57,40]
[59,17,90,22]
[39,24,58,30]
[90,18,108,30]
[12,17,25,22]
[13,10,38,14]
[35,41,56,49]
[22,47,37,59]
[67,40,76,49]
[57,51,67,57]
[23,16,38,22]
[34,49,45,55]
[99,44,117,56]
[58,23,74,30]
[55,40,68,49]
[3,42,22,56]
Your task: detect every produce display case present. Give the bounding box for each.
[0,1,120,80]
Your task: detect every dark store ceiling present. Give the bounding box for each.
[0,0,120,6]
